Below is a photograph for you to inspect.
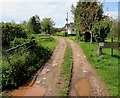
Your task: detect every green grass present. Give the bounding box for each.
[79,42,119,96]
[105,38,119,42]
[39,38,57,52]
[65,36,76,41]
[57,43,73,96]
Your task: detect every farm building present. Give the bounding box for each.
[64,22,76,35]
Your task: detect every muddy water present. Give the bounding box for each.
[74,78,92,96]
[11,86,45,96]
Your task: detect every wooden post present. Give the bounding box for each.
[111,38,113,56]
[98,46,102,55]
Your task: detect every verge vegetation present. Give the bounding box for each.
[2,34,57,90]
[79,42,119,96]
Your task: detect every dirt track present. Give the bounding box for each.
[66,38,107,96]
[11,37,107,96]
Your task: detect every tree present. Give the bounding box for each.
[2,22,27,47]
[28,15,41,34]
[71,1,104,42]
[41,18,55,34]
[92,17,112,42]
[107,18,119,39]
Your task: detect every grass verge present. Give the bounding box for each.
[79,42,119,96]
[57,43,73,96]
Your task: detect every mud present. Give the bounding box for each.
[74,78,91,96]
[11,86,45,96]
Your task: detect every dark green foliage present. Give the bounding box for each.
[41,18,55,34]
[92,17,112,42]
[107,19,120,39]
[71,1,104,42]
[2,38,57,90]
[28,15,41,34]
[2,22,27,47]
[10,38,30,47]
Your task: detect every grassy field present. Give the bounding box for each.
[79,42,119,96]
[57,43,73,96]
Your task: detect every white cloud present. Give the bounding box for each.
[0,2,75,27]
[104,11,118,19]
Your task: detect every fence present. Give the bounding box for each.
[98,41,120,55]
[2,36,52,64]
[2,40,35,65]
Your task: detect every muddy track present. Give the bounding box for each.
[65,38,107,96]
[11,37,107,96]
[11,37,67,96]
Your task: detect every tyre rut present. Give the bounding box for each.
[65,38,107,96]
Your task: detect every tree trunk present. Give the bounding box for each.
[90,31,93,42]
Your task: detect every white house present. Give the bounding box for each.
[64,22,75,35]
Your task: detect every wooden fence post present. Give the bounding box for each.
[98,47,102,55]
[111,38,113,56]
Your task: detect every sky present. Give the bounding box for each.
[0,0,119,28]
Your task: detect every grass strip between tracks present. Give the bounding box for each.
[57,43,73,96]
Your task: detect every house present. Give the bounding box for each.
[64,22,76,35]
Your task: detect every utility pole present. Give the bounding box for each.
[66,12,69,36]
[66,12,68,25]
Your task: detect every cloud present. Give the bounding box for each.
[0,2,75,27]
[104,11,118,19]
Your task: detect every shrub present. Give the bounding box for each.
[92,18,112,42]
[2,22,28,47]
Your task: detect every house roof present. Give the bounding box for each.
[64,22,74,29]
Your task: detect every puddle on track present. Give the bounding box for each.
[11,86,45,96]
[74,78,92,96]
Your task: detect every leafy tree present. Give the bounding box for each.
[92,17,112,42]
[28,15,41,34]
[71,1,104,42]
[108,19,120,39]
[41,18,55,34]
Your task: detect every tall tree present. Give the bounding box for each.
[41,18,55,34]
[28,15,41,34]
[71,1,104,42]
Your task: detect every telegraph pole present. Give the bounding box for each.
[66,12,68,25]
[66,12,68,36]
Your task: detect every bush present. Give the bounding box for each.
[2,39,56,90]
[2,22,28,47]
[92,18,112,42]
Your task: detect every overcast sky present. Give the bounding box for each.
[0,0,119,27]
